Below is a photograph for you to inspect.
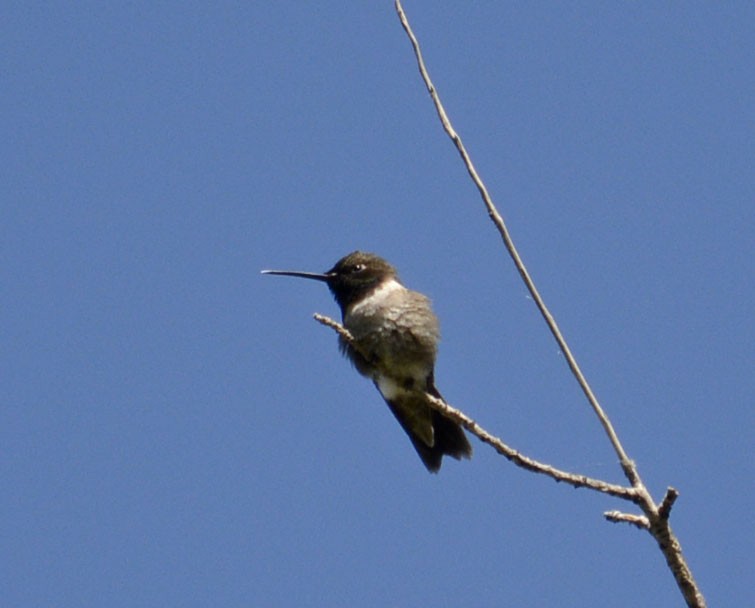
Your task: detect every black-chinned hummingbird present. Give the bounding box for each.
[262,251,472,472]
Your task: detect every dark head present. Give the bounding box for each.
[262,251,399,315]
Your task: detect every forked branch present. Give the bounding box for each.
[386,2,706,606]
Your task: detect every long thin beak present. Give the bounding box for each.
[261,269,331,282]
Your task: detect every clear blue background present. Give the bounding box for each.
[3,2,753,606]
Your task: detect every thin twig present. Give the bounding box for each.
[314,314,636,500]
[392,2,706,607]
[659,487,680,521]
[394,0,635,485]
[604,510,650,530]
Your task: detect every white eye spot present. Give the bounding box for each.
[353,264,366,273]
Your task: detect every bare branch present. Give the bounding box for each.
[313,313,352,341]
[649,518,706,608]
[394,0,637,485]
[605,510,650,530]
[314,313,636,501]
[659,487,680,521]
[392,2,706,606]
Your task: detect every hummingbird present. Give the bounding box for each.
[262,251,472,472]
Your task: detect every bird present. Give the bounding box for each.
[262,251,472,472]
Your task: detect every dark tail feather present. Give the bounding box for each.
[386,385,472,473]
[431,408,473,461]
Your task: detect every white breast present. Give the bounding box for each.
[348,278,405,317]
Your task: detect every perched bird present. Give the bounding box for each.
[263,251,471,472]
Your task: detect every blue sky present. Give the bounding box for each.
[2,2,753,606]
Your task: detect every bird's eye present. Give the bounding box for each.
[351,264,366,273]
